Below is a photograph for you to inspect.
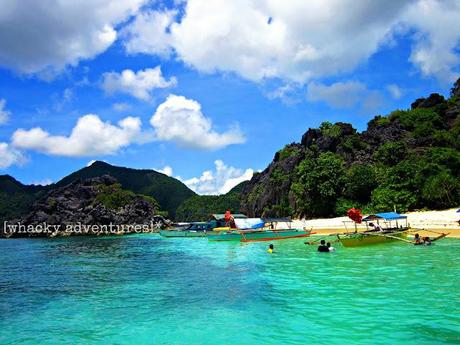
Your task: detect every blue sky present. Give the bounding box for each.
[0,0,459,194]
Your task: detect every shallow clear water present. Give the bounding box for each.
[0,235,459,345]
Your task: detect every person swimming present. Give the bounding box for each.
[318,240,329,252]
[327,242,335,252]
[267,244,274,254]
[414,233,423,245]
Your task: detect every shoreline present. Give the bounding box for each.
[289,208,460,238]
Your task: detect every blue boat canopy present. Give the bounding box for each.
[363,212,407,221]
[457,209,460,213]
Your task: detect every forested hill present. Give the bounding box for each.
[0,161,195,222]
[55,161,195,218]
[239,78,460,218]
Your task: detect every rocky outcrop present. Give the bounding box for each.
[2,175,168,237]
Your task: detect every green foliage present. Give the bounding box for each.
[95,183,160,211]
[292,152,346,217]
[344,164,377,203]
[320,121,342,138]
[389,108,443,139]
[373,141,408,165]
[277,145,302,160]
[422,170,460,209]
[370,187,417,213]
[0,176,49,223]
[175,191,242,222]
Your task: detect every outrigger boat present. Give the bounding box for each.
[337,211,449,247]
[159,214,248,238]
[337,212,410,247]
[208,217,312,242]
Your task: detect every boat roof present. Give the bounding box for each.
[210,213,248,220]
[363,212,407,221]
[234,218,265,229]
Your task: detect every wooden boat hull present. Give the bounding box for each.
[338,230,408,247]
[159,230,218,238]
[208,230,311,242]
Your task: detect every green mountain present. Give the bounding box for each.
[1,161,195,222]
[175,181,248,221]
[0,175,49,223]
[239,78,460,218]
[55,161,195,218]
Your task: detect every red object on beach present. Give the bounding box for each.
[224,210,231,222]
[347,208,363,224]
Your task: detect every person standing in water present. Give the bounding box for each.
[267,244,274,254]
[318,240,329,252]
[327,242,335,252]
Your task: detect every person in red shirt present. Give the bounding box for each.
[224,209,235,228]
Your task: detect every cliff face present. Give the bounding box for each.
[2,175,167,237]
[240,78,460,218]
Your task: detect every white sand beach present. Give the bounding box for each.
[287,208,460,238]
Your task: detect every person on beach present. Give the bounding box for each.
[318,240,329,252]
[369,222,383,232]
[267,244,274,254]
[224,209,235,228]
[327,242,335,252]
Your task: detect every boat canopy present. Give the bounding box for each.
[362,212,407,221]
[457,209,460,213]
[210,213,248,221]
[234,218,265,229]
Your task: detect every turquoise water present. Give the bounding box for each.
[0,235,459,345]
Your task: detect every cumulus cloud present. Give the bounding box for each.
[0,0,146,75]
[122,1,411,83]
[403,0,460,83]
[12,115,144,157]
[307,81,383,110]
[121,0,460,83]
[122,10,177,56]
[101,67,177,101]
[150,94,245,150]
[0,142,25,169]
[0,98,10,125]
[181,160,253,195]
[156,165,173,176]
[31,179,53,186]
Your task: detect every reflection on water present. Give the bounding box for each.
[0,235,459,345]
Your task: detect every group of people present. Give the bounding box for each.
[317,240,335,252]
[414,233,432,245]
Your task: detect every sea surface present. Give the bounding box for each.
[0,235,459,345]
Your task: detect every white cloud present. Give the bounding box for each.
[101,67,176,101]
[306,81,382,111]
[12,115,144,157]
[122,10,177,57]
[0,142,25,169]
[122,0,460,83]
[0,0,146,75]
[122,1,411,83]
[150,94,245,150]
[181,160,253,195]
[387,84,403,99]
[31,179,53,186]
[403,0,460,83]
[0,98,11,125]
[156,165,173,176]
